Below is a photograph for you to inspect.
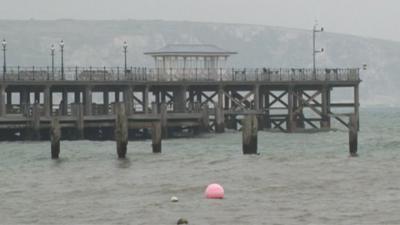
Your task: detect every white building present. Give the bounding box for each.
[144,44,236,80]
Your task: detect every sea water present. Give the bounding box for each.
[1,108,400,225]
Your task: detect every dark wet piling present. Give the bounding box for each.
[50,117,61,159]
[115,103,128,158]
[242,115,258,154]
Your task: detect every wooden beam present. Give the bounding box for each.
[269,91,288,108]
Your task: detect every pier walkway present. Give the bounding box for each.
[0,67,360,140]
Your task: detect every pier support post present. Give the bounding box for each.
[115,103,128,158]
[34,91,40,104]
[115,90,120,102]
[0,85,5,117]
[31,102,41,140]
[215,103,225,133]
[61,89,68,116]
[287,87,296,132]
[257,86,265,130]
[321,87,331,129]
[349,114,358,157]
[264,90,271,129]
[74,91,81,103]
[44,86,51,117]
[242,115,258,154]
[215,87,225,133]
[295,90,305,129]
[103,91,109,114]
[72,103,85,139]
[151,102,158,115]
[152,122,162,153]
[174,86,186,113]
[253,84,260,110]
[124,86,134,115]
[84,86,92,116]
[160,102,168,138]
[6,90,11,113]
[143,86,149,114]
[354,84,360,131]
[201,104,209,132]
[50,117,61,159]
[20,90,29,116]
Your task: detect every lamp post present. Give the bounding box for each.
[2,39,6,80]
[313,23,324,76]
[123,41,128,75]
[51,44,55,78]
[59,40,64,80]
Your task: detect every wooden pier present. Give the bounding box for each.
[0,67,361,142]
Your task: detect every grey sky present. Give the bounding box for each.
[1,0,399,41]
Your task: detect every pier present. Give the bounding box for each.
[0,67,360,141]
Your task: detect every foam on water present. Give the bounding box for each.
[1,108,400,225]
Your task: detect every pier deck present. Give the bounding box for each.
[0,67,360,140]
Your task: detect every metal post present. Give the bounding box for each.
[123,41,128,76]
[2,39,6,80]
[312,23,324,77]
[60,40,64,80]
[51,44,55,79]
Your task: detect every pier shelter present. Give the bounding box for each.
[144,44,236,80]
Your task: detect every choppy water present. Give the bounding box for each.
[1,108,400,225]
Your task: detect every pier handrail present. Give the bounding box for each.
[0,67,360,82]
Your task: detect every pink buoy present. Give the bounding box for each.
[205,183,224,199]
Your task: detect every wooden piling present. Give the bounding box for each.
[215,103,225,133]
[349,114,358,157]
[321,87,331,129]
[44,86,51,117]
[151,102,158,115]
[287,87,295,132]
[152,122,162,153]
[115,103,128,158]
[61,90,68,116]
[173,86,186,113]
[84,86,92,116]
[0,85,5,117]
[264,90,271,129]
[76,103,84,139]
[50,117,61,159]
[103,91,109,114]
[144,86,149,114]
[194,102,201,113]
[201,104,209,132]
[31,102,41,140]
[242,115,258,154]
[160,102,168,138]
[124,86,133,115]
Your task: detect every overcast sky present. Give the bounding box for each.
[1,0,399,41]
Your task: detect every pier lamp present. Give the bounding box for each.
[123,41,128,75]
[2,39,6,79]
[51,44,55,77]
[313,23,324,76]
[59,40,64,80]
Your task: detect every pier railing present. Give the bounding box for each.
[0,67,360,82]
